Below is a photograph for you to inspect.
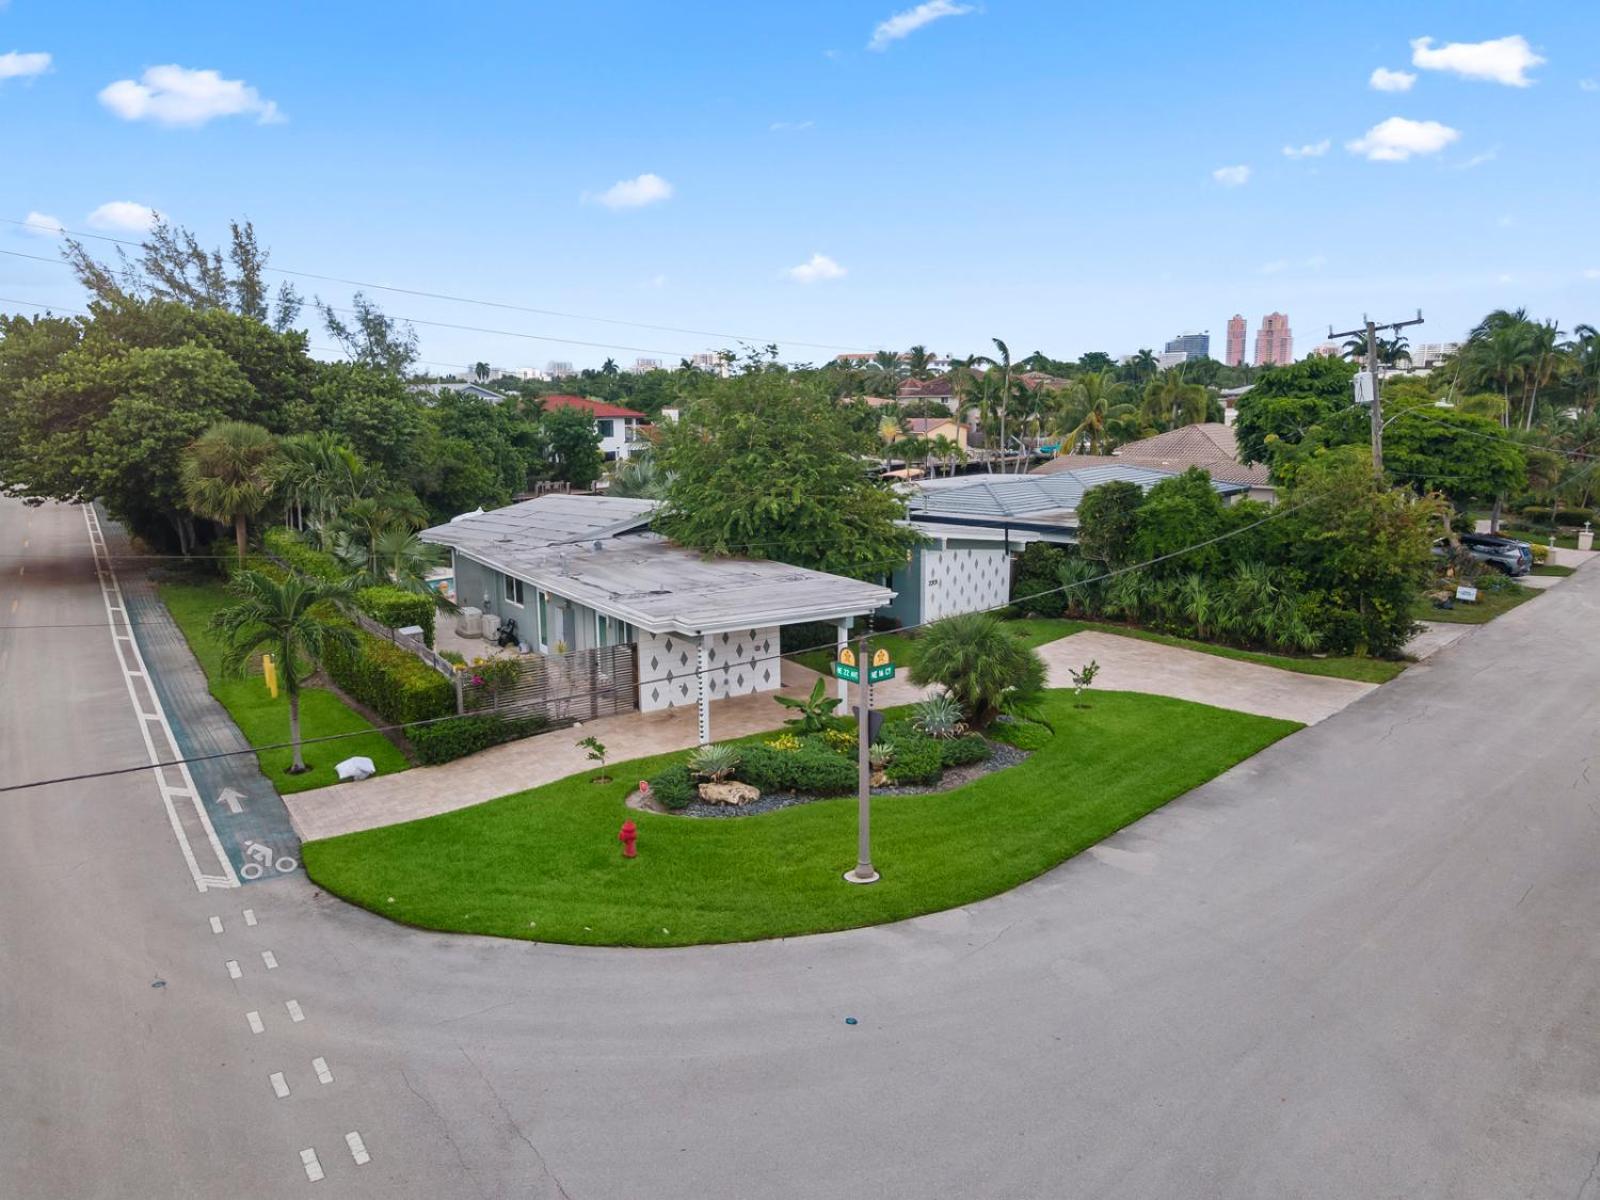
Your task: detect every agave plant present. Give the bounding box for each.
[688,743,742,783]
[911,692,968,740]
[868,742,896,771]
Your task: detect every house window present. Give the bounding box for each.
[503,576,524,606]
[537,591,549,649]
[596,419,615,439]
[595,613,632,647]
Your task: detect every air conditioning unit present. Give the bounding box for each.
[456,606,482,637]
[480,612,502,639]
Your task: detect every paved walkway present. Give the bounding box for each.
[1406,620,1474,659]
[284,659,829,842]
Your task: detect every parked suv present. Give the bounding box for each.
[1433,533,1533,577]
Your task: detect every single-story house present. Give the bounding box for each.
[1031,423,1275,503]
[421,495,891,741]
[411,381,510,403]
[893,416,969,450]
[537,395,650,461]
[880,464,1247,626]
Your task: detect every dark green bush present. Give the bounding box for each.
[939,733,992,768]
[408,713,547,765]
[323,628,454,724]
[882,729,943,785]
[988,719,1051,751]
[736,744,856,795]
[355,585,437,647]
[1012,542,1068,617]
[648,764,696,810]
[262,527,344,582]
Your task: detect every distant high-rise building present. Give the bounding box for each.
[1155,350,1190,371]
[630,357,664,374]
[1253,313,1293,366]
[545,360,575,377]
[1165,331,1210,360]
[1225,315,1247,366]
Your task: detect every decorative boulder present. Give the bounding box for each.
[698,781,760,806]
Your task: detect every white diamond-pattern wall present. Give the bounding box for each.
[922,545,1011,623]
[635,626,783,712]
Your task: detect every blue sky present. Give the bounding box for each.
[2,1,1598,372]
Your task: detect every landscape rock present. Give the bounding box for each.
[698,781,760,806]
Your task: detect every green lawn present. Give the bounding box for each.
[1412,584,1539,625]
[1532,564,1576,577]
[798,618,1403,685]
[159,580,411,794]
[302,690,1298,946]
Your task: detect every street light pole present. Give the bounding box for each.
[843,630,879,885]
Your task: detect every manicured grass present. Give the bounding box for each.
[159,580,411,794]
[1532,564,1576,577]
[302,690,1299,946]
[1412,584,1539,625]
[802,617,1404,685]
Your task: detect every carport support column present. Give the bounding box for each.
[835,620,850,707]
[696,636,711,745]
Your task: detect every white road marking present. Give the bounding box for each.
[299,1148,323,1182]
[226,960,242,980]
[261,950,278,970]
[270,1072,290,1099]
[345,1131,370,1165]
[286,999,304,1022]
[313,1056,333,1084]
[209,916,224,934]
[82,506,239,892]
[243,908,257,926]
[246,1011,264,1034]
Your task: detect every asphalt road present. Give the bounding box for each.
[4,495,1599,1198]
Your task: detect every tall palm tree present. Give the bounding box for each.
[1141,371,1207,431]
[210,571,357,774]
[905,345,933,380]
[1130,348,1159,384]
[181,421,279,566]
[974,338,1016,471]
[1056,372,1125,454]
[472,361,491,383]
[1521,319,1565,430]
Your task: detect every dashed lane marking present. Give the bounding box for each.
[261,950,278,970]
[243,908,257,927]
[313,1057,333,1085]
[209,916,224,934]
[299,1148,323,1182]
[270,1072,290,1099]
[226,960,242,980]
[286,999,304,1023]
[246,1011,264,1034]
[345,1132,370,1166]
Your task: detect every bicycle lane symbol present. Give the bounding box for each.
[239,839,299,881]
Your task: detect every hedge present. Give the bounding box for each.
[1012,542,1069,618]
[882,734,943,785]
[322,627,454,725]
[938,732,993,768]
[648,764,697,810]
[408,713,548,765]
[262,527,344,582]
[355,585,437,648]
[736,743,857,796]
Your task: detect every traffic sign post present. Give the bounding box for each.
[842,636,895,886]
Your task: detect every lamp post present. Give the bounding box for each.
[843,630,879,885]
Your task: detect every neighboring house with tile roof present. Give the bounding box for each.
[1031,422,1276,502]
[537,394,650,461]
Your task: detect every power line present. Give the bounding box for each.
[0,217,874,355]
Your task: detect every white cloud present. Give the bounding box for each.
[770,120,815,132]
[1584,268,1600,280]
[868,1,974,51]
[21,211,63,237]
[1211,164,1251,187]
[87,200,159,232]
[586,172,674,210]
[785,253,846,284]
[1456,148,1498,169]
[0,51,51,82]
[1369,67,1416,92]
[1581,79,1599,92]
[1345,117,1460,162]
[98,64,284,127]
[1410,35,1544,87]
[1282,140,1330,159]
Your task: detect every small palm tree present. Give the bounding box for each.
[909,612,1046,729]
[182,421,280,566]
[210,571,357,773]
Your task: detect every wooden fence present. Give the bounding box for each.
[457,643,638,723]
[350,609,459,678]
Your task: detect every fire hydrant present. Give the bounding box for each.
[618,819,638,858]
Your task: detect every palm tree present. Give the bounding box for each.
[607,453,670,499]
[472,361,491,383]
[974,338,1016,472]
[905,345,934,380]
[1141,371,1207,431]
[209,571,357,774]
[181,421,279,566]
[926,433,966,477]
[1130,348,1159,384]
[1056,373,1128,454]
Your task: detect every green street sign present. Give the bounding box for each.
[868,662,897,683]
[832,661,860,682]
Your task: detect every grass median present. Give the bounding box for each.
[302,689,1298,946]
[159,580,410,794]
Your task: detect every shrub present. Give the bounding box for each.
[688,743,741,782]
[911,692,967,739]
[736,744,855,795]
[407,714,548,765]
[323,627,454,724]
[354,585,437,648]
[764,733,802,752]
[440,649,466,666]
[988,719,1052,751]
[774,677,843,733]
[1012,542,1068,617]
[648,764,696,810]
[868,742,895,770]
[822,727,858,755]
[938,733,992,768]
[908,612,1046,729]
[262,527,344,582]
[882,732,942,785]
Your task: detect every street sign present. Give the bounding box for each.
[867,662,896,683]
[832,660,860,683]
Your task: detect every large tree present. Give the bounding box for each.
[181,421,280,565]
[654,370,920,579]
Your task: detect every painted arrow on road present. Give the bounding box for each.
[215,788,246,815]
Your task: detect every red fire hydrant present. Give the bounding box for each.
[618,819,638,858]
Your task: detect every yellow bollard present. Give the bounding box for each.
[262,653,279,698]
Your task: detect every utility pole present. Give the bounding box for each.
[843,630,879,885]
[1328,310,1424,476]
